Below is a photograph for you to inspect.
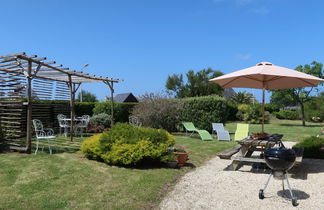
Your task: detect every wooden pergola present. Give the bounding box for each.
[0,52,121,153]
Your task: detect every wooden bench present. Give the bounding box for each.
[218,145,241,159]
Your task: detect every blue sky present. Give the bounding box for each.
[1,0,323,101]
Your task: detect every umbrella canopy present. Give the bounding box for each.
[210,62,324,132]
[210,62,324,90]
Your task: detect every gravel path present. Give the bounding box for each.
[159,142,324,210]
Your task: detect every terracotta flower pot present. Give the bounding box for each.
[174,152,188,167]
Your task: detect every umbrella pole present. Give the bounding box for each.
[262,88,265,133]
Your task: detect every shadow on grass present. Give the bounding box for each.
[278,123,322,128]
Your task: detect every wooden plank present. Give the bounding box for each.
[231,156,266,163]
[218,145,242,159]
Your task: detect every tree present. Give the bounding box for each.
[230,91,256,104]
[165,68,224,98]
[76,90,98,102]
[270,89,296,108]
[271,61,324,126]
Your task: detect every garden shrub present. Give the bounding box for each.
[265,104,280,113]
[293,136,324,159]
[304,97,324,122]
[226,103,238,121]
[75,102,97,116]
[81,123,175,166]
[93,102,137,122]
[274,110,300,120]
[80,134,103,160]
[131,98,183,132]
[180,96,229,132]
[89,113,112,128]
[243,105,270,124]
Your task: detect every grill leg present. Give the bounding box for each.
[263,173,272,192]
[259,173,272,199]
[282,179,285,191]
[285,174,298,206]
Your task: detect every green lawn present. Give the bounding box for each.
[0,136,235,210]
[0,119,321,209]
[225,119,323,142]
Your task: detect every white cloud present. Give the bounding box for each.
[235,53,252,60]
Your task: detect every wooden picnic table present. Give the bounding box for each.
[228,135,282,170]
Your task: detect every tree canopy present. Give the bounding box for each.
[270,61,324,126]
[165,68,224,98]
[230,91,256,104]
[76,90,98,102]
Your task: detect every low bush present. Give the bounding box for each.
[93,102,137,122]
[181,96,229,132]
[243,105,270,124]
[80,134,103,160]
[274,110,299,120]
[89,113,112,128]
[293,136,324,159]
[131,98,183,132]
[81,123,175,166]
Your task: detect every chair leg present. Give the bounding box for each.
[48,139,52,155]
[35,139,39,154]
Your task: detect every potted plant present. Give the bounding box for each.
[173,146,189,167]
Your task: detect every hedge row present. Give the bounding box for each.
[75,102,137,123]
[181,96,230,133]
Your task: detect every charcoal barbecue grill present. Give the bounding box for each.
[259,145,298,206]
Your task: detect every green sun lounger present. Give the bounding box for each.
[234,123,249,141]
[182,122,213,141]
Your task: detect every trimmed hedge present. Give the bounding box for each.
[81,123,175,166]
[293,136,324,159]
[93,102,137,122]
[180,96,229,132]
[274,110,299,120]
[75,102,97,116]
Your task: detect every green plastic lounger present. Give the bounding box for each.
[182,122,213,141]
[234,123,249,141]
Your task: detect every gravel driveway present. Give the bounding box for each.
[159,142,324,210]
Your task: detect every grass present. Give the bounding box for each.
[224,119,323,142]
[0,135,235,210]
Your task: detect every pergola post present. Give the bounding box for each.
[26,60,33,153]
[104,81,115,127]
[68,75,75,141]
[67,75,80,142]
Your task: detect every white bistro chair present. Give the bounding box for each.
[57,114,70,137]
[33,119,56,154]
[75,115,90,137]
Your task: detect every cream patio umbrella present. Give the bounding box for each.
[210,62,324,132]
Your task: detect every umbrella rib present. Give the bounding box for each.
[264,76,283,82]
[222,77,241,87]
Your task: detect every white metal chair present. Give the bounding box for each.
[212,123,231,141]
[75,115,90,137]
[33,119,56,154]
[57,114,70,137]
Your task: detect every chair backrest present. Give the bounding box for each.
[182,122,197,131]
[212,123,225,132]
[57,114,68,127]
[32,119,44,132]
[234,123,249,141]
